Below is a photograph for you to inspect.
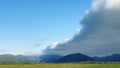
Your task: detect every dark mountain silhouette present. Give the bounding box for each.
[57,53,95,63]
[40,55,62,63]
[94,54,120,62]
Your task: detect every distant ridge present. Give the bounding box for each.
[40,55,62,63]
[0,53,120,63]
[0,54,40,63]
[94,54,120,62]
[40,53,120,63]
[57,53,95,63]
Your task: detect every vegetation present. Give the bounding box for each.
[0,64,119,68]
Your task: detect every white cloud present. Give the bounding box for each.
[91,0,105,11]
[76,28,81,34]
[50,42,58,49]
[60,38,71,44]
[106,0,120,9]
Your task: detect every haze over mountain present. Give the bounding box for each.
[94,54,120,62]
[0,54,40,63]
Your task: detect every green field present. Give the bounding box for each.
[0,64,120,68]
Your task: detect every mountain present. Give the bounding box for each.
[0,53,120,63]
[40,55,62,63]
[58,53,95,63]
[94,54,120,62]
[0,54,40,63]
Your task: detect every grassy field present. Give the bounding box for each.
[0,64,120,68]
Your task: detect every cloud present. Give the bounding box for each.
[50,42,58,49]
[76,28,81,34]
[33,43,42,47]
[23,51,44,55]
[0,49,6,52]
[106,0,120,9]
[43,0,120,56]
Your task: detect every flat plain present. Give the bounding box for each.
[0,64,120,68]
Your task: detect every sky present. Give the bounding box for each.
[0,0,92,55]
[44,0,120,57]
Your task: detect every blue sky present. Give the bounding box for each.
[0,0,92,55]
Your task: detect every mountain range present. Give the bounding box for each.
[0,53,120,63]
[0,54,40,63]
[40,53,120,63]
[94,54,120,62]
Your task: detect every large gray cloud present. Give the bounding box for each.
[43,0,120,56]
